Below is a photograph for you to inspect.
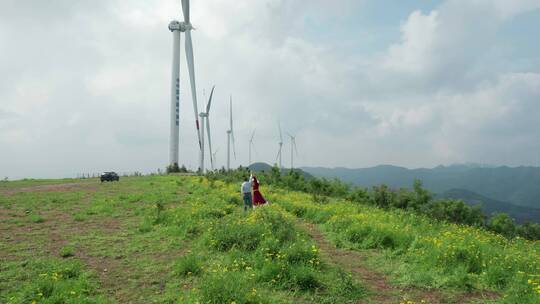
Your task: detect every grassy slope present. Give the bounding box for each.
[0,176,362,303]
[269,188,540,303]
[1,176,539,304]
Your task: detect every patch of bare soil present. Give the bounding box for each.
[1,208,189,303]
[0,209,23,221]
[1,181,100,195]
[297,220,497,304]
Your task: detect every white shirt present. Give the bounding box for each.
[241,181,252,194]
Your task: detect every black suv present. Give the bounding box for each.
[100,172,119,182]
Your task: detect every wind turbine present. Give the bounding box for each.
[275,123,283,169]
[226,96,236,170]
[287,133,299,170]
[167,0,202,168]
[199,86,215,173]
[248,129,256,166]
[212,148,219,169]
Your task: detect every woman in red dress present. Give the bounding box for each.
[251,174,267,207]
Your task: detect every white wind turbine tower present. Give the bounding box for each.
[275,123,283,169]
[287,133,299,170]
[199,86,215,173]
[167,0,202,168]
[248,129,256,166]
[226,97,236,170]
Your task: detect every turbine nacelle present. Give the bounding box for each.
[168,20,194,32]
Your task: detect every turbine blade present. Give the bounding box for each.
[294,139,299,155]
[250,129,256,142]
[232,131,236,159]
[252,142,259,156]
[229,96,233,130]
[278,122,283,142]
[184,30,202,149]
[206,85,215,113]
[206,118,213,169]
[229,95,236,159]
[181,0,190,24]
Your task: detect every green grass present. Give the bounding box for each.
[0,176,365,303]
[0,258,110,304]
[3,175,538,303]
[273,189,540,304]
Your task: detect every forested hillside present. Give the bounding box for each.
[303,165,540,221]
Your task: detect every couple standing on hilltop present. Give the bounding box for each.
[241,173,267,211]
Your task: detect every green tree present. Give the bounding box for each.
[410,179,432,210]
[371,184,395,209]
[517,222,540,240]
[488,213,517,238]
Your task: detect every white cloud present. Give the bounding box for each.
[384,10,439,73]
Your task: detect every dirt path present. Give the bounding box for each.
[298,220,427,303]
[297,220,497,304]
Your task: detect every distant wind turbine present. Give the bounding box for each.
[226,96,236,170]
[199,86,215,173]
[287,133,299,170]
[275,122,283,169]
[249,129,256,166]
[212,148,219,169]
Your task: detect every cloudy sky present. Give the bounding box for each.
[1,0,539,179]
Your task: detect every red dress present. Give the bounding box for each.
[252,176,267,206]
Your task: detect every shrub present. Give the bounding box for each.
[138,217,153,233]
[257,262,289,287]
[425,199,485,226]
[153,201,166,224]
[174,253,203,277]
[73,212,87,222]
[346,187,368,203]
[59,245,75,258]
[370,185,395,209]
[288,265,321,291]
[250,207,296,243]
[209,217,264,251]
[327,269,365,302]
[199,272,266,304]
[29,213,44,223]
[410,179,432,210]
[166,163,180,173]
[12,260,106,304]
[516,222,540,240]
[283,242,319,265]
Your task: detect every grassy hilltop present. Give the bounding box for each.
[1,175,539,303]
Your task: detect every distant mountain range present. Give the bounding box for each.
[248,162,313,179]
[302,165,540,223]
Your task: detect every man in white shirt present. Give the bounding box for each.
[241,175,253,211]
